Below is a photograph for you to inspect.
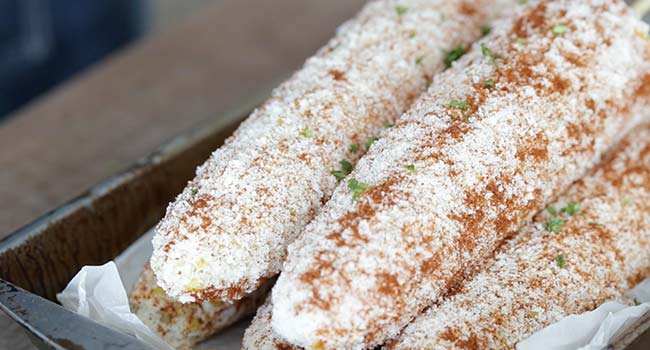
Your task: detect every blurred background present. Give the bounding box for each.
[0,0,211,120]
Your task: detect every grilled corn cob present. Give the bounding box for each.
[151,0,507,303]
[388,123,650,350]
[271,1,650,349]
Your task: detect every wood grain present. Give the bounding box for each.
[0,1,364,348]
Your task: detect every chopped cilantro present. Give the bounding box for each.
[409,31,416,39]
[484,79,495,89]
[546,206,558,216]
[480,43,500,68]
[556,254,566,268]
[634,299,641,306]
[332,159,353,181]
[331,170,347,181]
[340,160,353,173]
[560,201,580,216]
[543,218,564,233]
[348,178,370,201]
[481,25,491,37]
[365,136,379,151]
[589,222,604,227]
[349,143,359,153]
[518,0,528,3]
[385,123,395,128]
[552,24,569,35]
[516,37,527,45]
[415,56,425,65]
[395,6,408,16]
[191,189,198,196]
[449,100,468,110]
[405,164,416,173]
[444,45,466,68]
[622,198,631,206]
[300,127,313,138]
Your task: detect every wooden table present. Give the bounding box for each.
[0,1,364,348]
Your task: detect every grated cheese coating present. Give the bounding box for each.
[388,124,650,350]
[241,296,297,350]
[129,264,269,349]
[271,1,650,349]
[151,0,505,303]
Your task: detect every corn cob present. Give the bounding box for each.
[387,123,650,350]
[151,0,507,303]
[271,1,650,349]
[129,264,269,349]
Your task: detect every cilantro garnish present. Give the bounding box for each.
[340,160,353,173]
[191,189,198,196]
[395,6,408,16]
[543,218,564,233]
[556,254,566,268]
[348,178,370,201]
[405,164,416,173]
[546,206,558,216]
[300,127,313,138]
[516,37,527,45]
[349,143,359,153]
[481,25,491,37]
[365,136,379,151]
[449,100,468,110]
[415,56,425,65]
[331,159,353,181]
[480,43,500,68]
[444,45,466,68]
[484,79,495,89]
[552,24,569,35]
[560,201,580,216]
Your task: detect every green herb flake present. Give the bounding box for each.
[349,143,360,153]
[405,164,416,173]
[191,189,199,196]
[589,222,604,227]
[560,201,580,216]
[331,170,347,181]
[546,206,558,216]
[384,123,395,128]
[444,45,466,68]
[339,159,354,174]
[395,6,408,16]
[622,198,631,206]
[518,0,528,3]
[555,254,566,268]
[365,137,379,151]
[543,218,565,234]
[449,100,468,110]
[552,24,569,35]
[300,127,313,138]
[348,178,370,201]
[415,56,425,65]
[481,25,491,37]
[516,37,527,45]
[484,79,495,89]
[480,43,500,68]
[409,31,416,39]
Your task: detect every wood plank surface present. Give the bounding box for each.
[0,1,364,348]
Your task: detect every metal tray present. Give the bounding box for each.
[0,95,649,349]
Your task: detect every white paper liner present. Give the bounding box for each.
[55,230,249,350]
[518,279,650,350]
